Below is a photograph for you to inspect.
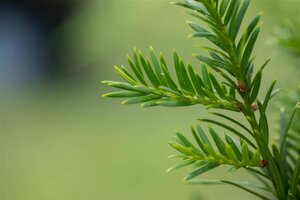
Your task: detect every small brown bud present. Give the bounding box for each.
[251,104,258,111]
[260,159,268,168]
[236,103,242,111]
[237,81,246,93]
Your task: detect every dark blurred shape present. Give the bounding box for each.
[0,0,76,30]
[0,0,79,90]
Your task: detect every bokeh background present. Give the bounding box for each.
[1,0,299,199]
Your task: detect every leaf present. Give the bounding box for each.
[121,65,137,82]
[237,14,261,58]
[122,94,161,104]
[127,54,147,85]
[209,127,227,156]
[114,66,137,85]
[221,84,229,97]
[159,86,183,97]
[230,0,250,40]
[226,144,239,162]
[261,80,277,112]
[133,47,143,74]
[179,60,195,93]
[192,127,208,155]
[141,101,158,107]
[228,166,239,172]
[187,21,225,49]
[241,141,250,164]
[220,180,272,200]
[190,32,216,38]
[209,50,225,63]
[225,135,242,161]
[247,168,269,180]
[159,52,167,67]
[246,63,254,84]
[219,0,230,16]
[156,100,194,107]
[241,27,260,74]
[257,102,268,136]
[160,64,179,91]
[150,47,168,86]
[167,160,195,173]
[184,163,219,180]
[203,46,230,60]
[139,51,161,87]
[133,85,154,94]
[195,1,220,24]
[250,58,271,87]
[188,179,273,193]
[224,0,239,25]
[229,87,236,98]
[195,55,232,72]
[196,125,212,146]
[249,58,271,101]
[209,72,227,99]
[202,87,219,102]
[204,144,220,159]
[169,142,193,156]
[188,64,206,97]
[103,91,143,98]
[249,70,262,103]
[210,112,253,135]
[173,50,187,90]
[198,118,256,148]
[187,10,216,28]
[227,0,241,36]
[102,81,138,92]
[270,88,280,99]
[175,131,196,148]
[201,64,213,92]
[174,0,208,16]
[251,150,261,166]
[208,24,232,50]
[195,73,206,90]
[187,21,211,34]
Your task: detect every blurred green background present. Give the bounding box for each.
[0,0,299,199]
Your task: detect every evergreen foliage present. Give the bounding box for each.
[102,0,300,199]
